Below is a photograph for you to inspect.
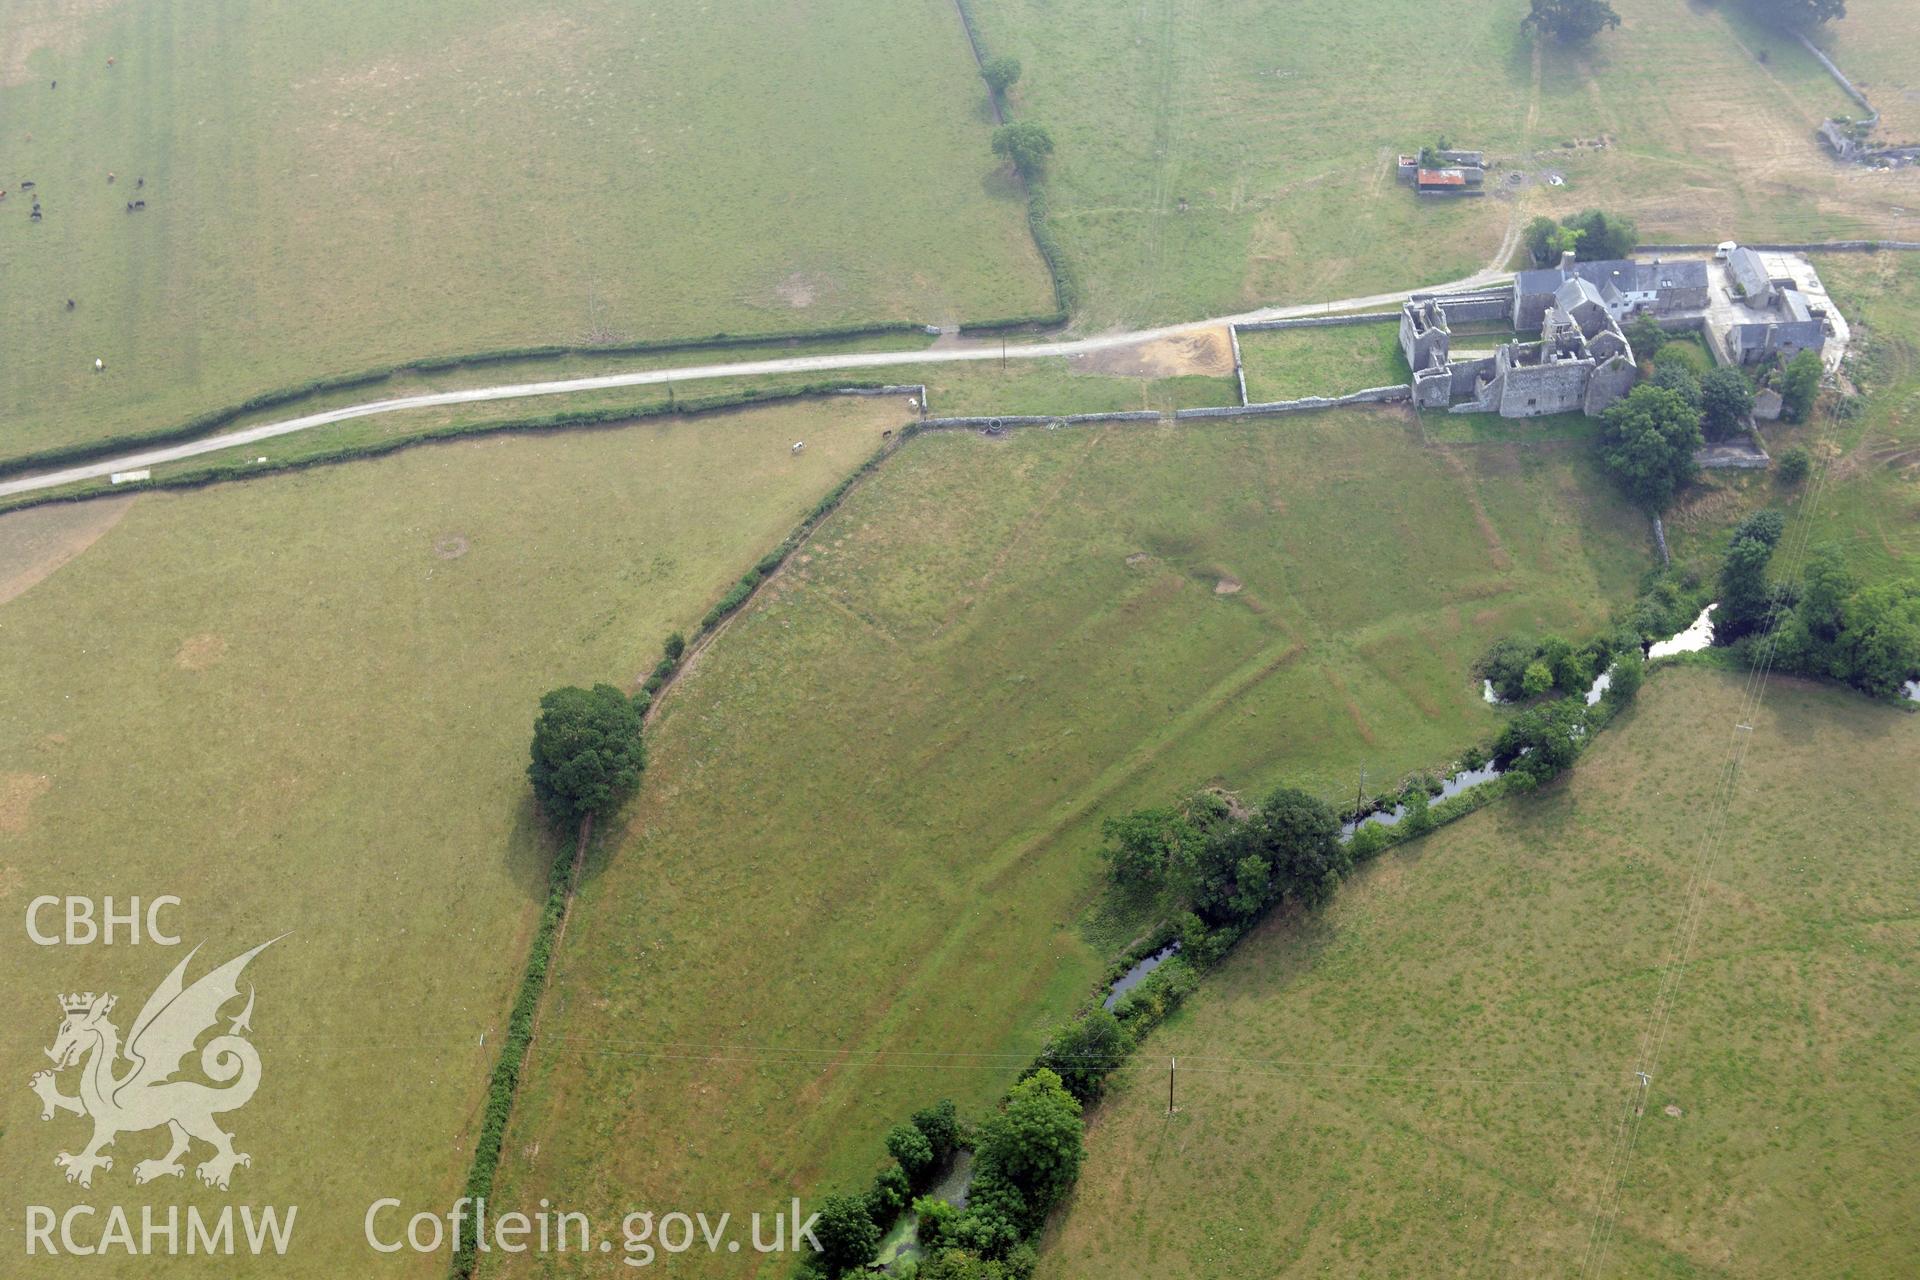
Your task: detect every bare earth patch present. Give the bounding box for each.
[1071,328,1234,378]
[174,633,228,671]
[433,533,470,560]
[1214,575,1243,595]
[0,496,135,606]
[0,773,51,835]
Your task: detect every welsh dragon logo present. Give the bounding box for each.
[28,938,281,1190]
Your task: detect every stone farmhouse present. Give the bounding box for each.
[1511,255,1709,330]
[1401,247,1839,418]
[1722,246,1827,365]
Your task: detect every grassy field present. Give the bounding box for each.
[0,353,1250,515]
[0,0,1052,464]
[1813,0,1920,138]
[484,408,1650,1277]
[1045,667,1920,1278]
[1238,323,1410,403]
[1663,251,1920,586]
[963,0,1913,329]
[0,398,896,1275]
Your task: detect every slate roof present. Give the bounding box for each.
[1728,247,1773,300]
[1516,257,1709,300]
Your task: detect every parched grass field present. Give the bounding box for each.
[1045,668,1920,1278]
[485,410,1650,1276]
[1237,323,1411,403]
[0,399,895,1275]
[0,0,1053,464]
[963,0,1915,329]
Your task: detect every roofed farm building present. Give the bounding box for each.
[1401,246,1847,419]
[1397,149,1486,196]
[1512,255,1709,330]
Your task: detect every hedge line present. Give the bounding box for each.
[950,0,1079,322]
[450,834,578,1278]
[0,322,927,481]
[0,383,913,518]
[687,430,913,639]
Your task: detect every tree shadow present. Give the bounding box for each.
[980,164,1027,203]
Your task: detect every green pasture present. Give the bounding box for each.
[1238,323,1410,403]
[1047,668,1920,1278]
[962,0,1900,329]
[0,397,893,1276]
[0,0,1052,464]
[485,408,1650,1276]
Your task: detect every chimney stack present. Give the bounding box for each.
[1558,248,1577,275]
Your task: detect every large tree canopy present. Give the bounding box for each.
[990,121,1054,177]
[1598,384,1704,511]
[526,683,646,828]
[1525,0,1622,43]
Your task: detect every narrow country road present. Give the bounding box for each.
[0,267,1516,501]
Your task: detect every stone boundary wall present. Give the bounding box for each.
[1174,384,1410,419]
[1229,325,1249,405]
[1234,312,1400,333]
[1408,292,1512,325]
[1635,241,1920,253]
[1797,33,1875,118]
[834,384,927,398]
[920,409,1164,430]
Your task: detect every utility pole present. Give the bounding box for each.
[666,374,675,412]
[1167,1056,1177,1115]
[1355,765,1367,814]
[1001,337,1008,373]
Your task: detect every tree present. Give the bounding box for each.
[662,631,686,662]
[981,54,1022,97]
[1548,224,1586,261]
[1035,1009,1127,1104]
[1831,581,1920,697]
[914,1197,960,1251]
[1523,215,1560,264]
[991,122,1054,178]
[1780,349,1822,422]
[865,1162,911,1226]
[1246,786,1348,910]
[912,1099,961,1164]
[1698,367,1755,440]
[1624,313,1669,360]
[1732,508,1786,549]
[972,1069,1084,1222]
[1776,444,1811,485]
[526,683,645,827]
[1562,208,1639,261]
[1525,0,1622,42]
[1598,385,1704,510]
[1100,805,1194,890]
[810,1192,880,1276]
[887,1122,936,1187]
[1743,0,1846,28]
[1522,661,1555,698]
[1606,646,1645,702]
[1718,533,1780,639]
[1650,356,1701,408]
[1480,636,1537,701]
[1494,698,1586,786]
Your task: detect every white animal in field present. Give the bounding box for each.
[791,441,804,454]
[93,358,104,372]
